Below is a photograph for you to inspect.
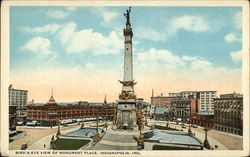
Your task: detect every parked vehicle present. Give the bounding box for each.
[192,125,198,128]
[21,144,27,150]
[26,120,37,126]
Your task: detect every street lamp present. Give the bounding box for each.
[188,103,192,135]
[56,119,61,136]
[81,118,84,128]
[203,127,211,149]
[144,109,148,126]
[137,111,144,150]
[94,110,101,141]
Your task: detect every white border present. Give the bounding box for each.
[1,0,249,157]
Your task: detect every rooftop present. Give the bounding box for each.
[155,107,167,114]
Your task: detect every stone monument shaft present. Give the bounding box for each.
[123,25,133,82]
[115,7,137,130]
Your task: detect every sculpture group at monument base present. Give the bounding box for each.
[113,100,137,130]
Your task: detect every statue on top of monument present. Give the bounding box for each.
[123,7,131,27]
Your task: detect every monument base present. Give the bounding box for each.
[86,125,152,150]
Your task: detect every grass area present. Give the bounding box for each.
[54,138,90,150]
[154,125,181,131]
[153,145,201,150]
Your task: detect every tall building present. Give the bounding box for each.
[9,84,28,122]
[214,92,243,135]
[169,91,217,113]
[116,7,137,130]
[199,91,217,113]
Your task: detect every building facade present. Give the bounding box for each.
[9,105,17,131]
[199,91,216,113]
[169,91,216,113]
[170,98,199,123]
[154,106,172,121]
[151,94,180,107]
[9,85,28,122]
[191,112,214,128]
[214,93,243,135]
[27,95,115,126]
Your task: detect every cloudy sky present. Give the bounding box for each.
[10,6,242,103]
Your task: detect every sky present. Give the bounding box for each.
[9,6,242,103]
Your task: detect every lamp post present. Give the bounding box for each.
[94,110,101,141]
[81,118,84,128]
[113,106,117,125]
[104,122,108,130]
[56,119,61,136]
[203,127,211,149]
[138,112,144,150]
[188,103,192,135]
[144,109,148,126]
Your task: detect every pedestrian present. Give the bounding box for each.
[44,144,46,148]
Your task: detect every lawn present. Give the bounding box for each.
[54,138,90,150]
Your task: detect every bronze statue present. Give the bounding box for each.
[123,7,131,27]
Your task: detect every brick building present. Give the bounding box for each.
[191,112,214,128]
[27,94,115,126]
[151,94,180,107]
[214,92,243,135]
[170,98,199,123]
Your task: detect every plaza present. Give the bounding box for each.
[9,120,242,150]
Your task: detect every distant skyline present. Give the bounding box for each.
[10,6,242,103]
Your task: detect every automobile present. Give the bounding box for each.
[192,125,198,128]
[26,120,37,126]
[21,144,27,150]
[181,125,187,129]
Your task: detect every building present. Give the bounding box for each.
[214,92,243,135]
[199,91,217,113]
[169,91,217,113]
[9,105,17,131]
[154,107,169,121]
[27,94,115,126]
[151,94,180,107]
[191,112,214,128]
[170,98,199,123]
[9,85,28,122]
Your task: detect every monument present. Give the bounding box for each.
[115,7,137,130]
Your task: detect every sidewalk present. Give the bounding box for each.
[186,129,228,150]
[27,121,106,150]
[27,126,80,150]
